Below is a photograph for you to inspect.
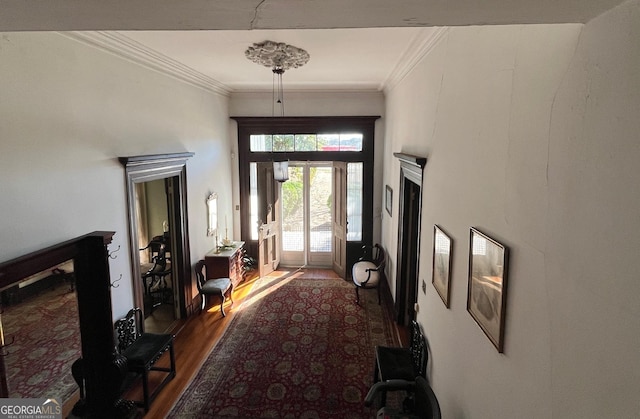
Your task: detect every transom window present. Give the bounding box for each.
[250,133,363,152]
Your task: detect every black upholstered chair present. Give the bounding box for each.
[352,244,386,304]
[114,307,176,412]
[371,320,428,406]
[195,259,234,317]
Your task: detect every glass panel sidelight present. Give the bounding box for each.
[346,162,363,241]
[249,163,259,240]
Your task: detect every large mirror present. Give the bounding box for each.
[0,260,80,403]
[120,153,194,325]
[207,193,218,237]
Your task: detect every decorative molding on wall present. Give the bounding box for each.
[61,31,232,96]
[382,27,449,92]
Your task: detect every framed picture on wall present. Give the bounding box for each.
[385,185,393,215]
[467,227,509,352]
[432,225,453,307]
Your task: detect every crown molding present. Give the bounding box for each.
[60,31,232,96]
[231,86,384,98]
[382,27,449,93]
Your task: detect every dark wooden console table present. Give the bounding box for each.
[204,241,245,289]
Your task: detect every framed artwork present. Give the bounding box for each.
[385,185,393,215]
[467,227,509,352]
[432,225,453,308]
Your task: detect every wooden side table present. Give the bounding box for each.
[204,241,245,289]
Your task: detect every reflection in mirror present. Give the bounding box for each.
[0,260,79,401]
[136,179,176,333]
[207,193,218,237]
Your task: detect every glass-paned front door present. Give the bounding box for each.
[281,162,333,267]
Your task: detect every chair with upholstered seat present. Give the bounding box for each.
[195,259,234,317]
[114,307,176,412]
[352,244,386,304]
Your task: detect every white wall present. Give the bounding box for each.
[383,1,640,417]
[0,32,232,319]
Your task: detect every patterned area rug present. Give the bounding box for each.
[2,283,80,401]
[169,273,399,418]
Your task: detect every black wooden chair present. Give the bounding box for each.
[352,244,386,304]
[195,259,234,317]
[141,243,172,309]
[114,307,176,412]
[370,320,428,407]
[364,376,441,419]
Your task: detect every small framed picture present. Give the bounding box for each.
[385,185,393,215]
[432,225,453,307]
[467,227,509,352]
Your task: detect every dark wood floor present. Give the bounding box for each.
[66,268,405,418]
[141,268,265,418]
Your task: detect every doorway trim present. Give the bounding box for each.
[393,152,427,326]
[119,153,194,325]
[233,116,379,274]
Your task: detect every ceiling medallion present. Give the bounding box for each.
[245,40,310,71]
[245,40,309,117]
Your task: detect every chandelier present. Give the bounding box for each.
[245,40,310,117]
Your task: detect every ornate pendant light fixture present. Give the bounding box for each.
[245,40,310,117]
[245,41,310,182]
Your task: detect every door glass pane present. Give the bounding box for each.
[282,165,303,251]
[250,135,272,152]
[340,133,363,151]
[309,166,333,253]
[273,134,295,151]
[318,134,339,151]
[295,134,317,151]
[347,162,363,241]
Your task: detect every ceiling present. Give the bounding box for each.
[114,28,434,92]
[3,0,626,93]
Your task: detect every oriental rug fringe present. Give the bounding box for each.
[169,272,399,419]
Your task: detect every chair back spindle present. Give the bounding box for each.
[114,308,144,353]
[409,320,428,378]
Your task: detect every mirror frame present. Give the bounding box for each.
[119,152,194,320]
[207,193,218,237]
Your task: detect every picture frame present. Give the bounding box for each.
[432,225,453,308]
[467,227,509,352]
[385,185,393,215]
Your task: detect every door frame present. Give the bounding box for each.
[120,153,194,323]
[279,161,335,268]
[393,153,427,326]
[233,116,379,274]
